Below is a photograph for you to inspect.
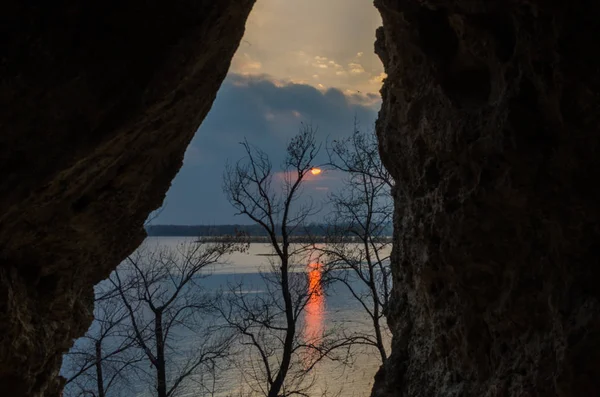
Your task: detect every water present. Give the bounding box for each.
[63,237,390,397]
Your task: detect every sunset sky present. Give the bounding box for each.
[154,0,384,224]
[230,0,385,97]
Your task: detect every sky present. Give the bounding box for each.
[153,0,384,225]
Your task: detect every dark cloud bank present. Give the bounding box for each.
[154,74,380,225]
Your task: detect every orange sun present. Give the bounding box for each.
[310,168,322,175]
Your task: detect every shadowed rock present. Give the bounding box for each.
[373,1,600,396]
[0,1,255,395]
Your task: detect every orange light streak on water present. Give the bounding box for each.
[303,261,325,367]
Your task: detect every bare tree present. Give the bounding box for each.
[61,290,142,397]
[221,124,351,397]
[319,124,394,364]
[109,239,243,397]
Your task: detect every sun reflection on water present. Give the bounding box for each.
[303,260,325,367]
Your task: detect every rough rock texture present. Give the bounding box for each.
[0,1,254,396]
[373,0,600,396]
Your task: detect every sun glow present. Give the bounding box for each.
[310,167,322,175]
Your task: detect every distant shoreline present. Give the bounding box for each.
[145,224,394,241]
[147,234,392,244]
[194,235,392,244]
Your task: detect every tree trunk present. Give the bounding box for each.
[368,259,387,364]
[155,311,167,397]
[268,257,295,397]
[365,234,387,364]
[94,341,105,397]
[372,305,387,364]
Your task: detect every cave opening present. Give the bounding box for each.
[59,1,391,396]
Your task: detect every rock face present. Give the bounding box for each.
[0,1,254,396]
[373,1,600,396]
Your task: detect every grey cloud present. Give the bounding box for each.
[154,74,379,225]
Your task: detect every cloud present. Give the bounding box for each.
[346,91,382,107]
[312,55,331,69]
[231,53,262,74]
[348,62,365,75]
[228,0,384,95]
[155,74,380,224]
[370,72,388,84]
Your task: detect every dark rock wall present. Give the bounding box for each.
[0,1,255,395]
[373,0,600,396]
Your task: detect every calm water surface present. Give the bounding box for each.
[66,237,391,397]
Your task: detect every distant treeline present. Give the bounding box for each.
[193,235,392,244]
[145,224,393,238]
